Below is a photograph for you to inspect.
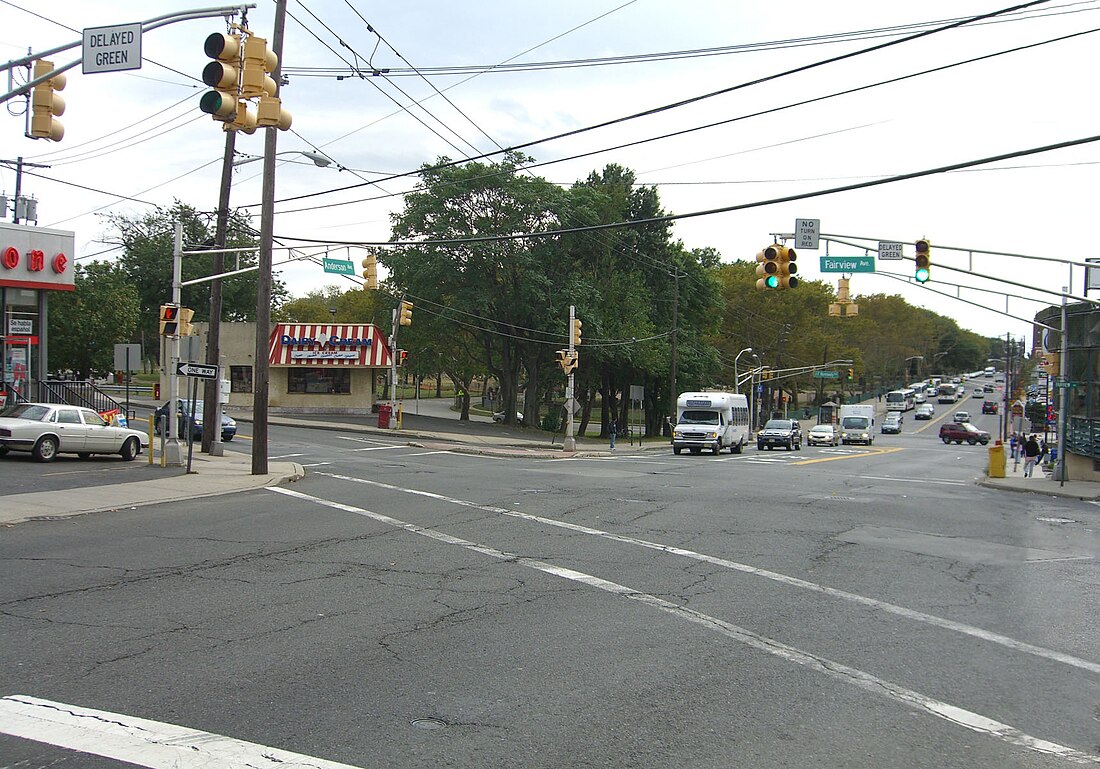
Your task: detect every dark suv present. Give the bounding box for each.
[981,400,998,414]
[757,419,802,451]
[939,421,991,445]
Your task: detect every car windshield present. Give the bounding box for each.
[763,420,792,430]
[841,416,870,429]
[1,404,51,421]
[810,426,832,433]
[679,410,720,426]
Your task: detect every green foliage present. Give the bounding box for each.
[47,261,141,377]
[104,201,289,353]
[540,408,562,432]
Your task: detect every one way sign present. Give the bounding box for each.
[176,362,219,380]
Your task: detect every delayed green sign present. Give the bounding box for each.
[820,256,875,273]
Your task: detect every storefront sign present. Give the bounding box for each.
[8,318,32,335]
[290,350,360,360]
[0,222,76,291]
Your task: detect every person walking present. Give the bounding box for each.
[1008,432,1018,460]
[609,417,617,451]
[1022,434,1041,478]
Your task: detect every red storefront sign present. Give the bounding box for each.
[0,223,75,291]
[268,324,392,367]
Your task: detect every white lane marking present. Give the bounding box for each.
[350,446,406,452]
[404,450,450,457]
[301,462,331,467]
[314,471,1100,676]
[0,694,366,769]
[337,436,401,446]
[271,486,1100,764]
[269,453,305,459]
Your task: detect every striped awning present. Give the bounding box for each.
[268,323,391,367]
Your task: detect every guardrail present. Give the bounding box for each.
[96,384,155,398]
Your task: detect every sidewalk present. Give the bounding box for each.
[978,450,1100,501]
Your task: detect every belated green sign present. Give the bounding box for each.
[820,256,875,273]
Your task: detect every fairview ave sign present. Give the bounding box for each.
[819,256,875,273]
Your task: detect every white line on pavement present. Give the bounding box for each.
[853,474,969,486]
[312,471,1100,676]
[0,695,366,769]
[271,486,1100,764]
[269,453,306,459]
[350,446,406,452]
[301,462,332,467]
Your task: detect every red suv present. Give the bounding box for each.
[981,400,998,414]
[939,422,991,445]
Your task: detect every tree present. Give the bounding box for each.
[47,261,140,377]
[104,201,288,361]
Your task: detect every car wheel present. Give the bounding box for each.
[980,439,989,445]
[223,434,233,442]
[712,444,721,455]
[757,442,763,451]
[967,438,976,445]
[786,439,793,451]
[673,446,682,455]
[732,440,742,454]
[33,435,58,462]
[942,437,950,444]
[120,436,139,461]
[0,446,8,457]
[78,452,90,460]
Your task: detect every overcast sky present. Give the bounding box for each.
[4,0,1098,347]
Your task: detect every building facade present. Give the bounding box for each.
[188,321,392,414]
[0,222,75,406]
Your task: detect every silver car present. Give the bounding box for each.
[0,402,147,462]
[807,424,840,446]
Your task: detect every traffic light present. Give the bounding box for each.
[556,349,578,374]
[30,60,65,141]
[847,367,854,381]
[361,253,378,290]
[914,238,931,283]
[571,317,582,346]
[178,308,195,336]
[159,304,180,336]
[1041,352,1060,376]
[200,33,242,123]
[398,349,408,366]
[242,35,291,130]
[755,245,780,290]
[775,245,798,288]
[398,300,413,326]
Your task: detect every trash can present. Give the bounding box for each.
[987,441,1006,478]
[377,403,392,429]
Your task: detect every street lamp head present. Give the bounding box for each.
[299,150,332,167]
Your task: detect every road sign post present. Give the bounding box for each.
[176,362,219,380]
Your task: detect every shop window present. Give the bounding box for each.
[287,368,351,394]
[230,365,253,393]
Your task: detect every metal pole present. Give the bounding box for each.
[564,304,576,451]
[667,270,679,439]
[251,0,287,475]
[164,221,184,466]
[1058,288,1068,486]
[11,157,21,224]
[203,130,235,456]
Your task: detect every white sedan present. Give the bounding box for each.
[0,402,147,462]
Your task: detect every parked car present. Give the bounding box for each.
[939,421,991,445]
[953,410,971,423]
[757,419,802,451]
[881,412,903,434]
[493,411,524,424]
[983,384,995,393]
[0,402,147,462]
[914,403,935,420]
[807,424,839,446]
[155,399,237,441]
[982,400,998,414]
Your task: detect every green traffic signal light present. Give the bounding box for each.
[763,274,779,289]
[914,238,931,283]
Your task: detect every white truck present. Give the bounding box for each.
[838,404,875,445]
[672,391,750,455]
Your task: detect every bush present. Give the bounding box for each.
[541,409,561,432]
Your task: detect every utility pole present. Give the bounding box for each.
[564,305,577,451]
[251,0,287,476]
[2,157,50,223]
[667,269,679,438]
[202,131,236,455]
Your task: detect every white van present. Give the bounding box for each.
[672,392,750,455]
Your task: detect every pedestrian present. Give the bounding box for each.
[1038,438,1049,466]
[1008,432,1018,460]
[609,417,617,450]
[1022,434,1041,478]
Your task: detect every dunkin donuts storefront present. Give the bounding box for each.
[211,322,392,414]
[0,223,75,406]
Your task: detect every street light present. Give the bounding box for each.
[734,347,753,395]
[233,149,331,167]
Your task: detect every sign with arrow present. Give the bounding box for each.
[176,362,219,380]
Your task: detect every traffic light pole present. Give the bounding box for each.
[564,305,576,452]
[389,306,399,430]
[164,222,184,467]
[202,130,236,457]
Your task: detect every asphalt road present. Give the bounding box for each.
[2,399,1098,768]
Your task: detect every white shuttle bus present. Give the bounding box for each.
[885,388,916,412]
[672,391,750,455]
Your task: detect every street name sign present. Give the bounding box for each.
[176,362,219,380]
[820,256,875,273]
[1054,381,1079,389]
[795,218,820,250]
[83,23,142,74]
[878,241,904,261]
[813,370,840,379]
[322,258,355,275]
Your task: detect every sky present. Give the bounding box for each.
[4,0,1099,349]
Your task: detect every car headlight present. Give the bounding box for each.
[706,431,718,439]
[224,417,236,427]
